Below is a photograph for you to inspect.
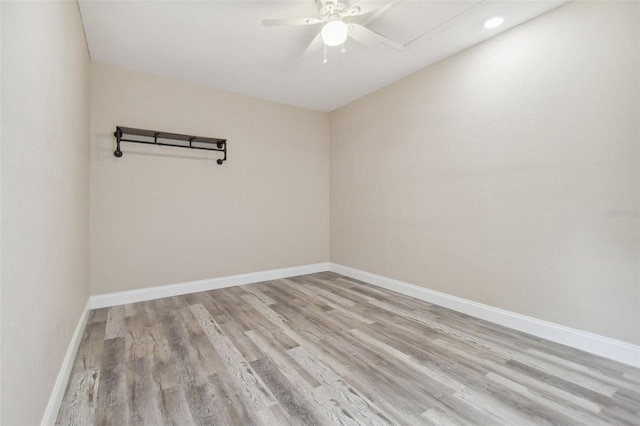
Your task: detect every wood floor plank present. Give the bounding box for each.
[250,356,322,426]
[56,369,100,426]
[104,305,126,340]
[421,406,469,426]
[211,370,262,425]
[179,308,228,376]
[244,328,321,391]
[452,386,537,426]
[347,328,465,393]
[125,355,164,426]
[183,376,229,425]
[287,345,394,425]
[95,337,126,407]
[94,337,128,426]
[160,308,213,385]
[189,303,279,412]
[485,372,610,425]
[71,320,107,373]
[217,313,264,363]
[242,335,353,425]
[58,273,640,425]
[243,285,277,305]
[527,347,640,395]
[432,337,605,415]
[158,386,196,426]
[87,308,109,324]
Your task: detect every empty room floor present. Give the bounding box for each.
[57,272,640,425]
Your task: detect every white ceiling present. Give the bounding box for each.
[79,0,568,112]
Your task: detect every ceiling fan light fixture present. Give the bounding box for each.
[321,20,348,46]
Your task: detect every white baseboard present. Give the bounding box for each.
[89,263,330,309]
[41,300,90,426]
[330,263,640,368]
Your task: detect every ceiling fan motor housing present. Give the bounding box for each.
[318,0,348,18]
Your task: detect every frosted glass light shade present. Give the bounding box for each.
[321,20,348,46]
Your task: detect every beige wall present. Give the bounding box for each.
[330,1,640,345]
[1,2,90,424]
[90,63,330,295]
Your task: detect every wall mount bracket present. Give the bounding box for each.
[114,126,227,164]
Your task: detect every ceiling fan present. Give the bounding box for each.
[262,0,404,60]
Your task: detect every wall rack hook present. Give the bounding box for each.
[114,126,227,164]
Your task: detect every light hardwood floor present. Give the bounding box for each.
[57,272,640,425]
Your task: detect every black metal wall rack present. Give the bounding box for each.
[114,126,227,164]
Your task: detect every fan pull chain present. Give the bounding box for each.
[341,43,346,54]
[323,44,328,64]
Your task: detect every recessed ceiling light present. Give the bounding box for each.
[484,15,504,29]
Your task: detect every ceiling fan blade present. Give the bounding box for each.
[348,24,404,51]
[345,0,404,26]
[302,32,324,58]
[262,17,323,27]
